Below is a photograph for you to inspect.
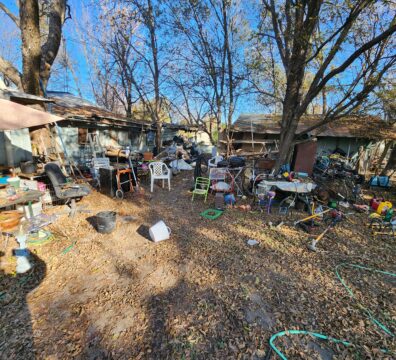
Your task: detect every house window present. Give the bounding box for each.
[78,128,95,144]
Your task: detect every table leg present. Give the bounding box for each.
[28,201,34,218]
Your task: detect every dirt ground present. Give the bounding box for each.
[0,171,395,359]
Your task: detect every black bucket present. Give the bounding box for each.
[96,211,116,234]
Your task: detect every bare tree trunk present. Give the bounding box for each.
[40,0,66,89]
[374,140,391,174]
[19,0,41,95]
[146,0,162,152]
[381,143,396,175]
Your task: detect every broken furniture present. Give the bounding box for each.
[45,163,90,217]
[149,162,171,192]
[191,177,210,202]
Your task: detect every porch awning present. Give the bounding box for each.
[0,99,64,130]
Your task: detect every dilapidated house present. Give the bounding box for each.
[0,87,197,166]
[47,91,198,164]
[228,114,396,156]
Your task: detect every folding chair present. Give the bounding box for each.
[191,177,210,202]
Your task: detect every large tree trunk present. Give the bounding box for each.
[19,0,41,95]
[276,115,299,169]
[381,143,396,175]
[40,0,66,89]
[374,140,392,174]
[155,121,162,154]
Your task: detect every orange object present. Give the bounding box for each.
[0,211,23,230]
[143,152,154,161]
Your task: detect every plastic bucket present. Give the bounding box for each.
[7,177,20,189]
[149,220,171,242]
[96,211,116,234]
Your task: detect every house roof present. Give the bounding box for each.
[0,98,63,130]
[47,91,151,129]
[48,91,197,131]
[0,88,53,104]
[233,114,396,140]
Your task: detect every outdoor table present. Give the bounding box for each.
[257,180,316,215]
[257,180,316,193]
[0,190,43,218]
[18,172,47,181]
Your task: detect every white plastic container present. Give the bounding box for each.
[149,220,171,242]
[7,176,20,189]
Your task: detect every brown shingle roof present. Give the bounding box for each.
[48,92,151,128]
[233,114,396,140]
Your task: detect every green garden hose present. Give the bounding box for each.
[268,330,351,360]
[335,263,396,337]
[267,263,396,359]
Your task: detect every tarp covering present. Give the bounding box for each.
[0,99,63,130]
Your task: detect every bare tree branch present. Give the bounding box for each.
[0,55,22,88]
[0,2,20,27]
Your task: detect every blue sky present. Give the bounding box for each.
[0,0,393,121]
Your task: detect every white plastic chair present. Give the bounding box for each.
[149,162,171,192]
[208,156,224,168]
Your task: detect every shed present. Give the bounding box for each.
[230,114,396,156]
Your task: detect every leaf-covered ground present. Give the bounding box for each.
[1,172,395,359]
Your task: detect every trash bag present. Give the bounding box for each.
[229,156,245,168]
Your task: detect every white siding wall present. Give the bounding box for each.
[0,129,33,166]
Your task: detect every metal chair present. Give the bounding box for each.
[191,177,210,202]
[149,162,171,192]
[45,163,90,217]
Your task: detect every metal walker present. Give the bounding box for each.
[115,149,138,199]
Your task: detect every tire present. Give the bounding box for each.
[115,189,124,199]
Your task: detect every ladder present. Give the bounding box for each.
[83,132,104,164]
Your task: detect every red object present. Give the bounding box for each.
[370,198,380,211]
[292,141,317,175]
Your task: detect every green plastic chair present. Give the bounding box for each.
[192,177,210,202]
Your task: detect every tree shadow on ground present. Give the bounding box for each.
[26,173,393,358]
[0,251,46,359]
